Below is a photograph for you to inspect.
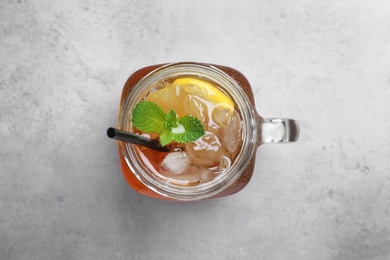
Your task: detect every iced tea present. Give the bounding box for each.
[134,75,243,186]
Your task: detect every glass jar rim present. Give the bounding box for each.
[118,62,258,200]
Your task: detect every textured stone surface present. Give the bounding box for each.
[1,1,390,259]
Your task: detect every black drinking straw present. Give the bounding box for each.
[107,127,169,152]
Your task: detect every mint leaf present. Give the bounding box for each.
[160,129,174,147]
[132,101,166,133]
[159,116,204,146]
[164,109,178,129]
[171,116,205,144]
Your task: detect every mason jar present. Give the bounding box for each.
[115,62,299,201]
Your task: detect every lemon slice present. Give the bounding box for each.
[173,78,234,112]
[146,77,235,125]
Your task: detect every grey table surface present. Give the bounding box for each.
[1,1,390,260]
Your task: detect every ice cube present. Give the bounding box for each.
[212,106,231,126]
[215,156,232,173]
[199,169,217,184]
[160,151,189,175]
[163,165,203,185]
[221,110,242,157]
[185,132,226,168]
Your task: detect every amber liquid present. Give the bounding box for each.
[118,63,257,200]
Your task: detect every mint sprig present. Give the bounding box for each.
[132,101,205,147]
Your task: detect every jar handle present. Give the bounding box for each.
[260,118,299,144]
